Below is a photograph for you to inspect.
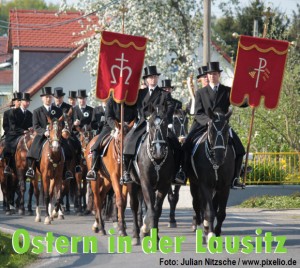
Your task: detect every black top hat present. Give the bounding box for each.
[21,92,31,101]
[68,91,77,99]
[77,89,88,98]
[53,87,65,98]
[12,92,22,101]
[40,87,53,97]
[142,66,161,79]
[206,62,223,73]
[161,79,174,89]
[196,66,208,79]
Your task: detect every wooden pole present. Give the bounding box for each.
[119,3,128,183]
[203,0,211,64]
[242,7,274,186]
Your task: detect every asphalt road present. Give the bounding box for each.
[1,185,300,268]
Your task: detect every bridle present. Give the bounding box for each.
[173,109,188,137]
[146,113,169,182]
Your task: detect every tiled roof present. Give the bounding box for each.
[0,70,13,85]
[0,36,12,63]
[8,9,99,51]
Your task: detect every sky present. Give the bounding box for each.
[45,0,299,17]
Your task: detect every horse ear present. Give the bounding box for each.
[225,108,233,120]
[46,115,51,124]
[128,119,135,129]
[58,115,64,122]
[114,120,120,130]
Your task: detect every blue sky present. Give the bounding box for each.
[45,0,298,17]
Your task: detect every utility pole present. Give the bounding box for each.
[203,0,211,65]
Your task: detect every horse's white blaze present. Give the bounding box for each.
[155,143,161,158]
[203,219,209,227]
[52,141,60,151]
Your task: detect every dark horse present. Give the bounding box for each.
[87,120,134,236]
[188,108,234,241]
[167,107,189,228]
[128,104,175,245]
[35,116,65,224]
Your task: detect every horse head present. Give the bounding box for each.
[147,104,169,160]
[62,108,73,139]
[76,125,93,153]
[207,107,232,166]
[47,115,64,153]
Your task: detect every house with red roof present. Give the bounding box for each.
[3,9,99,113]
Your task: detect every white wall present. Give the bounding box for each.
[29,53,92,111]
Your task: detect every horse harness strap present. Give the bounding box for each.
[173,113,187,137]
[146,135,168,185]
[205,140,220,181]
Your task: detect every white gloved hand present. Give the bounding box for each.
[168,124,173,129]
[44,130,50,137]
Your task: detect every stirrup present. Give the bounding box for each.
[86,170,96,180]
[231,177,245,189]
[26,168,35,179]
[122,172,133,185]
[174,169,186,185]
[4,166,12,175]
[65,171,73,180]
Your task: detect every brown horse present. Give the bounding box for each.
[59,109,75,215]
[87,120,134,236]
[14,130,35,215]
[0,138,20,215]
[75,125,94,214]
[35,116,65,224]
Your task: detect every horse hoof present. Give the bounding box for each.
[18,209,25,216]
[99,229,107,236]
[92,227,99,233]
[118,230,127,237]
[141,224,150,234]
[132,238,141,246]
[44,218,51,225]
[168,222,177,228]
[58,215,65,220]
[113,222,118,229]
[5,211,12,216]
[35,217,41,223]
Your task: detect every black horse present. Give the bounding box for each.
[167,107,189,228]
[188,108,234,241]
[128,104,175,245]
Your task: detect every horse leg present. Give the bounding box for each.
[55,177,64,220]
[16,170,25,215]
[137,190,144,228]
[82,178,87,211]
[190,182,202,231]
[43,177,51,225]
[201,186,215,242]
[91,179,101,233]
[75,171,82,215]
[140,179,155,236]
[154,189,168,232]
[31,177,41,222]
[111,176,127,236]
[128,183,141,246]
[27,181,34,216]
[214,187,230,236]
[167,185,180,228]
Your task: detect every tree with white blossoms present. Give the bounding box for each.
[58,0,203,104]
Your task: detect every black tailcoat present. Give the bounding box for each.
[123,86,175,155]
[27,105,63,160]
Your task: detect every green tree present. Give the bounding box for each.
[0,0,58,36]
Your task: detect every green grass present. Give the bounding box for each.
[0,231,38,268]
[239,192,300,209]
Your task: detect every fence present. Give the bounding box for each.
[246,152,300,185]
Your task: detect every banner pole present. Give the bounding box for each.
[120,3,128,184]
[242,7,274,186]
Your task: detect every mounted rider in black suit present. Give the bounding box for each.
[122,66,184,184]
[183,62,247,188]
[86,96,138,180]
[4,92,33,175]
[25,87,64,178]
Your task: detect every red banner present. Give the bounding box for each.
[230,35,289,109]
[96,31,147,105]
